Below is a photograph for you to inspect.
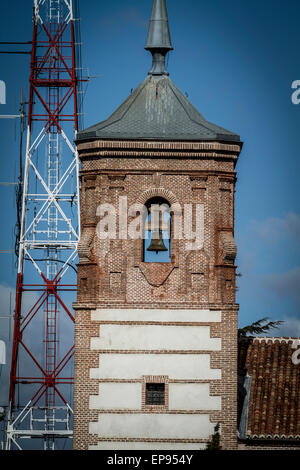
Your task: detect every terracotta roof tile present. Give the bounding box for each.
[238,337,300,440]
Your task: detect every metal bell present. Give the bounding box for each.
[147,230,168,253]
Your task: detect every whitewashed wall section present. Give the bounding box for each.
[90,414,217,440]
[89,442,207,450]
[90,383,142,410]
[89,382,221,411]
[89,309,222,444]
[90,354,221,380]
[91,324,221,351]
[91,308,221,323]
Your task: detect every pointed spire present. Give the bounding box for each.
[145,0,173,76]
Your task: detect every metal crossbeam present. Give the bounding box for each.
[6,0,83,451]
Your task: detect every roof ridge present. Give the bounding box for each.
[167,79,214,135]
[167,78,239,136]
[105,77,150,124]
[81,77,150,135]
[252,336,300,342]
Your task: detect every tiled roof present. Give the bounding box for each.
[76,75,240,142]
[238,337,300,440]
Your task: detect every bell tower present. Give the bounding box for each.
[73,0,242,450]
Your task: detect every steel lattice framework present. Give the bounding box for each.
[6,0,83,450]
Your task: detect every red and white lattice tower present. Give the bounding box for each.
[6,0,83,450]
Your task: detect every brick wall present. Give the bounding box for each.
[73,138,242,450]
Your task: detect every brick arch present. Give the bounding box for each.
[136,188,178,207]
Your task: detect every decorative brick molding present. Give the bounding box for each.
[136,187,179,206]
[77,139,242,153]
[73,132,242,450]
[142,376,169,413]
[218,230,237,264]
[139,263,176,287]
[78,227,95,262]
[77,140,242,164]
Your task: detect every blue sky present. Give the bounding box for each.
[0,0,300,367]
[0,0,300,449]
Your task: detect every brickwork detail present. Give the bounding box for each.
[73,137,242,450]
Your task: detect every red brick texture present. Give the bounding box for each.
[73,138,242,450]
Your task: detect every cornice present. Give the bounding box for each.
[77,139,242,161]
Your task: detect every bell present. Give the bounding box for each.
[147,230,168,253]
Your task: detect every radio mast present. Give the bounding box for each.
[6,0,83,450]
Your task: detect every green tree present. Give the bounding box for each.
[238,317,283,338]
[205,423,222,451]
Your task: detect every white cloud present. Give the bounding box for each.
[261,267,300,301]
[121,6,147,29]
[0,284,14,316]
[0,284,74,406]
[98,5,147,34]
[0,284,40,342]
[275,316,300,338]
[0,284,15,343]
[251,212,300,244]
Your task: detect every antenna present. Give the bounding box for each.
[5,0,87,451]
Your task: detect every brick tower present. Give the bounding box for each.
[73,0,242,450]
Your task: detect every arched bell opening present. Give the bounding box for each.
[143,197,172,263]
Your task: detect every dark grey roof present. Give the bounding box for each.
[76,75,240,142]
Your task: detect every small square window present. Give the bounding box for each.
[145,383,165,406]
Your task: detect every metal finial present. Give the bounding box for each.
[145,0,173,76]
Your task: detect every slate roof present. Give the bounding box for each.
[238,337,300,441]
[76,74,240,142]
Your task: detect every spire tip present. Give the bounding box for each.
[145,0,173,76]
